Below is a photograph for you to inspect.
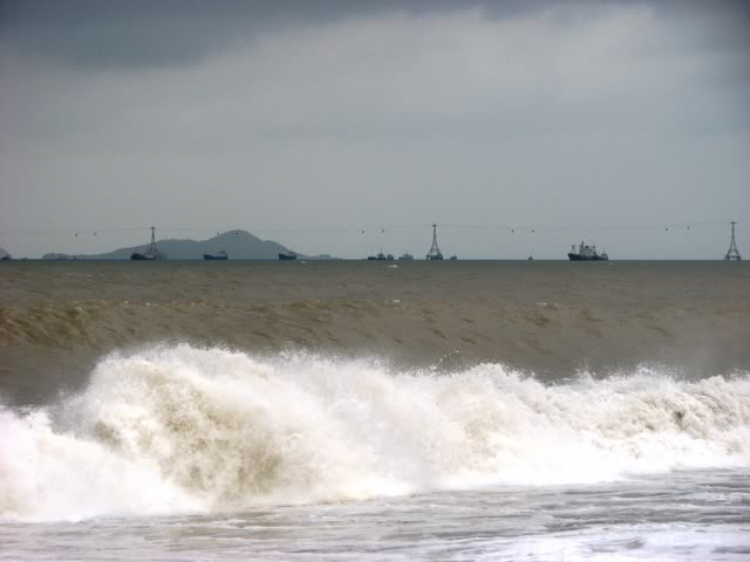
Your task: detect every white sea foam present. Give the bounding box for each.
[1,344,749,521]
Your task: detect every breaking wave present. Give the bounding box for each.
[1,345,749,522]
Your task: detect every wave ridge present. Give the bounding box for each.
[1,345,749,521]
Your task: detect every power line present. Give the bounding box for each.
[0,220,741,238]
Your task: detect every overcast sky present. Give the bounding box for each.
[1,0,748,259]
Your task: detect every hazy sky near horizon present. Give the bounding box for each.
[1,0,748,259]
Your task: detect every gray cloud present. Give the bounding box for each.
[0,1,463,69]
[2,0,747,70]
[0,0,748,258]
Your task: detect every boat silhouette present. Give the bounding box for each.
[204,250,228,261]
[568,241,608,261]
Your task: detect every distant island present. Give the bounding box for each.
[42,230,334,261]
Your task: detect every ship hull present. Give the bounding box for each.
[278,253,297,261]
[568,253,607,261]
[203,254,228,261]
[130,252,158,261]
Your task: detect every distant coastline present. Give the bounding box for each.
[39,230,333,261]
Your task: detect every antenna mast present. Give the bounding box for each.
[724,221,741,261]
[426,224,444,260]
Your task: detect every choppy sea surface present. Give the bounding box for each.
[1,261,749,560]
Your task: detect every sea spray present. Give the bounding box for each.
[0,406,201,521]
[1,344,749,522]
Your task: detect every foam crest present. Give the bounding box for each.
[0,407,201,521]
[1,345,749,521]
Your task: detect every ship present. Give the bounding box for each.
[568,241,608,261]
[203,250,228,261]
[398,252,414,261]
[278,252,297,261]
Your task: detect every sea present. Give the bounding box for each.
[1,260,749,561]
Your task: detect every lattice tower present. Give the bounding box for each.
[725,221,741,261]
[426,224,444,260]
[148,227,157,252]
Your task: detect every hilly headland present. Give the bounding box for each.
[42,230,331,260]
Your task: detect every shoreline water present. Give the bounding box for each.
[1,261,749,560]
[2,260,749,405]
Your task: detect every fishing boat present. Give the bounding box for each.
[130,251,160,261]
[203,250,228,261]
[278,252,297,261]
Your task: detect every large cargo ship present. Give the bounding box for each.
[568,241,608,261]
